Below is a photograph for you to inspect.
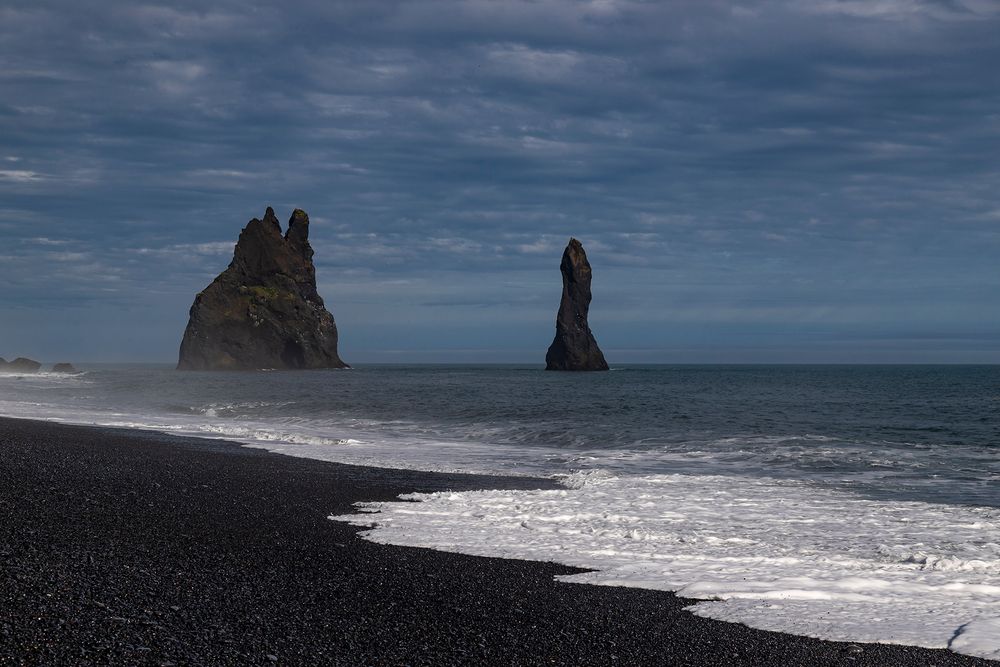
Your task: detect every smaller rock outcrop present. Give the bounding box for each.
[2,357,42,373]
[52,363,78,374]
[545,238,609,371]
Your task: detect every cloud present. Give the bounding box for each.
[0,0,997,361]
[136,241,235,257]
[807,0,1000,20]
[0,170,43,182]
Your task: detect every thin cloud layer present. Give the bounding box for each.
[0,0,997,362]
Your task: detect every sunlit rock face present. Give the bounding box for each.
[177,207,348,371]
[545,238,609,372]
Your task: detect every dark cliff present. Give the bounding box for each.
[544,238,609,371]
[177,207,348,371]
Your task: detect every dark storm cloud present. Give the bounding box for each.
[0,0,998,361]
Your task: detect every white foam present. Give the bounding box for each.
[0,395,542,475]
[190,400,296,417]
[5,373,1000,658]
[331,473,1000,660]
[950,618,1000,661]
[0,371,90,385]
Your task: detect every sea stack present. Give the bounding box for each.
[545,238,609,371]
[177,207,348,371]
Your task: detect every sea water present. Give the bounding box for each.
[1,364,998,659]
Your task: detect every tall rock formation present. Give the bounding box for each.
[177,207,348,371]
[545,238,609,371]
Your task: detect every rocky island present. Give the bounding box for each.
[545,238,609,371]
[177,207,348,371]
[0,357,42,373]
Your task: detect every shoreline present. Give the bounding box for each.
[0,415,994,666]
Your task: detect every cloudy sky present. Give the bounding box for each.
[1,0,998,363]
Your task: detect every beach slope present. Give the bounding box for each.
[0,417,993,666]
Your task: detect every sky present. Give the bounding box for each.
[1,0,998,364]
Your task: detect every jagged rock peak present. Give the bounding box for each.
[177,207,347,371]
[544,238,609,371]
[263,206,281,230]
[286,208,309,241]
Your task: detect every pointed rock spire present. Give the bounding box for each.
[545,238,609,371]
[285,208,311,251]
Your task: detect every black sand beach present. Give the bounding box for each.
[0,416,994,666]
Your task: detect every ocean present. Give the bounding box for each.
[2,364,998,659]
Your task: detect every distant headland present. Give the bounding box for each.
[0,358,78,374]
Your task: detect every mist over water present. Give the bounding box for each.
[3,364,1000,658]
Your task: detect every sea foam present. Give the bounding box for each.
[331,473,1000,660]
[4,366,1000,658]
